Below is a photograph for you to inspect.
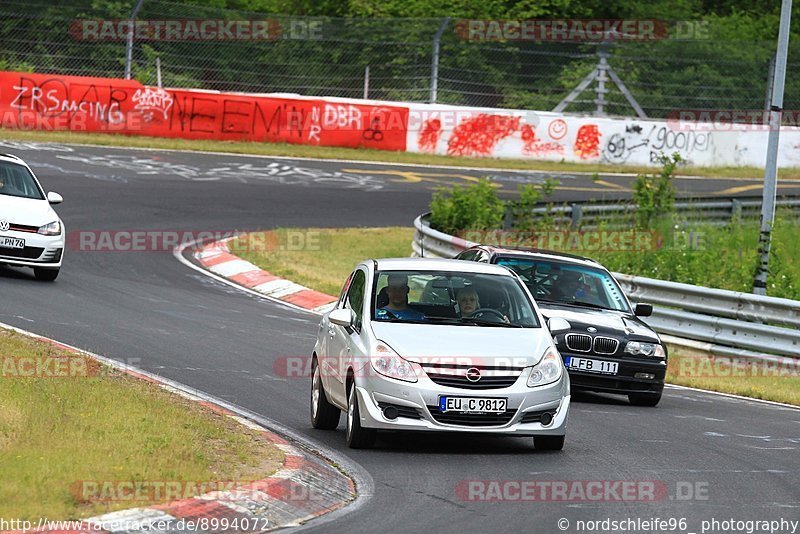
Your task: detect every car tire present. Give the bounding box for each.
[629,392,662,407]
[34,268,59,282]
[346,383,376,449]
[310,358,341,430]
[534,435,565,451]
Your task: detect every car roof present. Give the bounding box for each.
[372,257,516,276]
[466,245,602,268]
[0,153,25,165]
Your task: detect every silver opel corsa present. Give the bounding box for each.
[311,258,571,450]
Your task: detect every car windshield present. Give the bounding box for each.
[372,269,540,328]
[0,162,44,200]
[495,257,631,312]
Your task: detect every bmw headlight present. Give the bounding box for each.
[370,342,418,383]
[527,346,563,387]
[624,341,666,358]
[38,220,62,236]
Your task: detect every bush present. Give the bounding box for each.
[428,179,505,235]
[632,153,681,229]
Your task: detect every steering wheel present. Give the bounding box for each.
[470,308,507,321]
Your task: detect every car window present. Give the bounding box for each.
[496,257,630,312]
[345,269,366,329]
[455,250,478,261]
[0,162,44,200]
[372,269,540,327]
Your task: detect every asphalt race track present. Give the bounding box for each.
[1,141,798,533]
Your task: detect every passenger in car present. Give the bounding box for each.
[375,273,425,321]
[551,271,595,303]
[456,286,480,317]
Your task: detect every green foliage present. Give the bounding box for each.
[429,179,505,235]
[632,153,680,229]
[510,179,559,230]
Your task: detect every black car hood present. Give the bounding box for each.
[539,302,660,342]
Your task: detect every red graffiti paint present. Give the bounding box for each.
[573,124,601,159]
[418,118,442,153]
[520,124,564,156]
[447,114,521,157]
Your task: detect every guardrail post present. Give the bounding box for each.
[503,205,513,230]
[731,199,742,222]
[570,203,582,229]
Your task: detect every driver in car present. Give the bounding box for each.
[375,273,425,321]
[456,287,480,317]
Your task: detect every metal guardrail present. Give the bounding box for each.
[519,196,800,229]
[414,213,800,362]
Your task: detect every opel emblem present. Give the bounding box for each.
[0,220,9,232]
[465,367,482,382]
[587,327,597,333]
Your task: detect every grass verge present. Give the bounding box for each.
[0,128,792,179]
[665,345,799,405]
[0,328,284,520]
[230,227,414,296]
[230,226,799,406]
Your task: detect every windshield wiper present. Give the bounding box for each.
[458,317,522,328]
[555,300,610,311]
[424,315,464,324]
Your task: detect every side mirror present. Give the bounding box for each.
[329,308,353,328]
[634,303,653,317]
[47,192,63,205]
[547,317,571,334]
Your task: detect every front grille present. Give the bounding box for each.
[377,402,422,420]
[0,246,43,259]
[520,410,557,424]
[9,224,38,233]
[566,333,592,352]
[593,337,619,354]
[427,373,519,390]
[428,406,517,427]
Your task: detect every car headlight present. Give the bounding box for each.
[370,342,418,383]
[38,220,62,236]
[624,341,666,358]
[527,346,563,387]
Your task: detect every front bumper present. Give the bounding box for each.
[562,352,666,395]
[0,229,64,269]
[353,369,570,436]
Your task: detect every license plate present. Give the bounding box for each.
[0,237,24,249]
[565,356,619,375]
[438,396,507,414]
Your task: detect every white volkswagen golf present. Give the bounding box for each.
[311,258,572,450]
[0,153,65,281]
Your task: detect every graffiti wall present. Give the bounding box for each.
[4,70,800,167]
[0,71,408,151]
[405,103,800,167]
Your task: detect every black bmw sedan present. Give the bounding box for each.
[456,245,666,406]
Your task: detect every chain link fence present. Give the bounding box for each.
[2,0,800,119]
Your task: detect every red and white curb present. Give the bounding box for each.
[194,238,337,314]
[0,322,355,533]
